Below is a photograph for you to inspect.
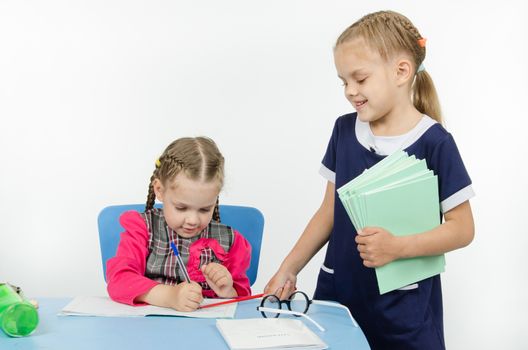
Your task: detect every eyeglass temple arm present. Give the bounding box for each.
[311,300,358,327]
[257,307,325,332]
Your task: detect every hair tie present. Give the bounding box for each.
[155,158,161,168]
[417,38,427,48]
[416,63,425,73]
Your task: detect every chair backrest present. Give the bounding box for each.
[97,204,265,286]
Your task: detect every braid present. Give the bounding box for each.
[392,13,421,39]
[340,11,426,65]
[161,154,185,172]
[212,197,221,222]
[145,172,157,211]
[145,154,183,211]
[390,12,426,64]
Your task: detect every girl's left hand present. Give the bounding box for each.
[355,227,401,268]
[201,263,237,298]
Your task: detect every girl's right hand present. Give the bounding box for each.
[263,270,297,300]
[171,281,203,312]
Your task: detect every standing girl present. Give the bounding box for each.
[265,10,475,349]
[107,137,252,312]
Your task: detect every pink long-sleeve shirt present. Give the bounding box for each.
[106,210,252,305]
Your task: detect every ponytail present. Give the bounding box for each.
[413,70,442,124]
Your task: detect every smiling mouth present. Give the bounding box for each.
[354,100,367,108]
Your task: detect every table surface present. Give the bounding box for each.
[0,297,371,349]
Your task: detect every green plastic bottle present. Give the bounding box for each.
[0,283,39,337]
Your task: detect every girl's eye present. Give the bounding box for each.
[357,77,367,84]
[175,207,186,211]
[200,208,212,213]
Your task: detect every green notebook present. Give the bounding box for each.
[361,174,444,294]
[338,151,445,294]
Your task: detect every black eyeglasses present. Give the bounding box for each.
[256,291,359,332]
[257,291,324,331]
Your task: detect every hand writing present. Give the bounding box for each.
[171,282,203,312]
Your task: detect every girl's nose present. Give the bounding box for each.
[185,212,199,226]
[345,83,358,97]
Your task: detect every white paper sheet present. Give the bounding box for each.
[59,296,236,318]
[216,318,328,350]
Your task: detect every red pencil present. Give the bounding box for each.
[199,293,265,309]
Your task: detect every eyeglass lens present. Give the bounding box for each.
[288,291,310,315]
[260,294,281,318]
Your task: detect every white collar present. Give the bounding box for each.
[355,115,437,155]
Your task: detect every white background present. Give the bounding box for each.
[1,1,527,349]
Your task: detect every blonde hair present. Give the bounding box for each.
[336,10,442,123]
[146,137,224,221]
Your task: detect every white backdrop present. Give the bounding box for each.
[1,1,527,349]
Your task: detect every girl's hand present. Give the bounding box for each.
[201,263,237,298]
[171,282,203,312]
[263,270,297,301]
[355,226,401,268]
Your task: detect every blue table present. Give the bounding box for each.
[0,298,370,349]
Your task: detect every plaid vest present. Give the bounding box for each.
[141,209,234,290]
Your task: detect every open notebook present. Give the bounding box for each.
[337,150,445,294]
[59,296,236,318]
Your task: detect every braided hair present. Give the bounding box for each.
[336,10,442,124]
[146,137,224,222]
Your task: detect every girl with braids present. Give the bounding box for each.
[107,137,252,312]
[265,10,474,349]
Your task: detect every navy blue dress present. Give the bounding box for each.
[314,113,473,350]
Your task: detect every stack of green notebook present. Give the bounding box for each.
[337,150,445,294]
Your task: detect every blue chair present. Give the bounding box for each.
[97,204,265,286]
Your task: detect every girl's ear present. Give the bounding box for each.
[395,58,413,86]
[153,179,165,202]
